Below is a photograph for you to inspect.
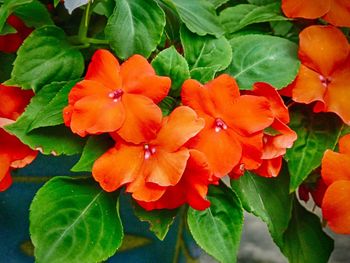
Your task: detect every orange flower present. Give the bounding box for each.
[92,106,205,204]
[281,0,350,27]
[63,49,171,144]
[137,150,212,211]
[181,74,274,179]
[0,84,37,191]
[321,134,350,234]
[0,15,32,53]
[286,25,350,125]
[249,83,297,177]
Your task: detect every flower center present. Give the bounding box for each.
[319,75,332,87]
[214,118,228,132]
[144,144,156,160]
[108,89,124,102]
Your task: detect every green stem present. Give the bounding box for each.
[173,206,186,263]
[12,175,91,183]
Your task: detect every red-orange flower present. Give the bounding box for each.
[63,49,171,144]
[0,15,32,53]
[249,83,297,177]
[321,134,350,234]
[137,150,212,211]
[298,177,327,208]
[285,25,350,125]
[181,74,274,179]
[92,106,205,205]
[281,0,350,27]
[0,84,37,191]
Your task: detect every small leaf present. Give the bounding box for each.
[28,81,78,131]
[30,177,124,263]
[187,184,243,263]
[0,22,16,35]
[0,0,33,32]
[132,201,178,240]
[220,3,287,35]
[105,0,165,59]
[225,34,300,89]
[0,52,15,82]
[169,0,224,37]
[14,0,54,28]
[280,199,334,263]
[231,169,293,246]
[158,96,178,116]
[181,26,232,83]
[119,234,152,252]
[63,0,89,14]
[6,26,84,91]
[71,135,114,172]
[4,83,85,155]
[285,105,343,192]
[151,46,190,97]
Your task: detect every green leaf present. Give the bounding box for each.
[6,26,84,91]
[280,200,334,263]
[285,106,343,192]
[0,22,16,34]
[14,0,53,28]
[119,234,152,251]
[158,96,178,116]
[0,52,15,82]
[225,34,299,89]
[71,135,114,172]
[247,0,277,5]
[187,184,243,263]
[0,0,33,32]
[231,169,293,246]
[169,0,224,37]
[132,201,178,240]
[220,3,287,35]
[105,0,165,59]
[30,177,124,263]
[53,0,60,7]
[181,26,232,83]
[156,0,180,41]
[151,46,190,97]
[27,81,77,132]
[207,0,230,9]
[4,83,85,155]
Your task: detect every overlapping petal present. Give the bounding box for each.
[323,0,350,27]
[281,0,330,19]
[321,150,350,185]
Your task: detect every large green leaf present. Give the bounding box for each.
[151,46,190,97]
[280,200,334,263]
[105,0,165,59]
[156,0,181,41]
[6,26,84,91]
[169,0,224,37]
[13,0,53,28]
[71,135,114,172]
[0,0,33,32]
[30,177,123,263]
[285,106,343,192]
[207,0,230,9]
[132,201,178,240]
[225,34,299,89]
[187,184,243,263]
[27,81,77,131]
[231,169,293,246]
[4,83,85,155]
[181,26,231,83]
[220,3,287,35]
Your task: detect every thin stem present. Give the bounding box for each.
[12,175,91,183]
[173,206,186,263]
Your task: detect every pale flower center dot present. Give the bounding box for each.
[108,89,124,102]
[144,144,156,160]
[319,75,332,87]
[214,118,228,133]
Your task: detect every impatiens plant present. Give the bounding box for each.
[0,0,349,262]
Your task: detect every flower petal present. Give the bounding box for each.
[126,177,166,202]
[323,0,350,27]
[237,132,264,170]
[146,148,190,186]
[225,95,274,135]
[299,25,349,76]
[85,49,122,90]
[254,157,282,178]
[281,0,330,19]
[290,65,326,104]
[0,155,10,182]
[92,144,144,192]
[154,106,205,152]
[323,62,350,125]
[117,94,162,144]
[322,180,350,234]
[321,149,350,185]
[0,170,12,192]
[338,134,350,154]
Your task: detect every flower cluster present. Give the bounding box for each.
[0,85,37,191]
[64,49,296,210]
